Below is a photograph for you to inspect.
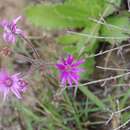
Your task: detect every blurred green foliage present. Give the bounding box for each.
[23,0,130,129]
[26,0,124,79]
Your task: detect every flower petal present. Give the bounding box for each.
[67,76,73,87]
[66,55,74,64]
[11,86,21,99]
[71,68,84,73]
[0,68,9,80]
[60,72,68,86]
[13,16,22,24]
[15,28,23,35]
[56,64,65,70]
[3,87,9,101]
[12,73,21,81]
[3,32,15,43]
[7,33,16,43]
[0,20,8,28]
[69,73,79,86]
[72,59,85,67]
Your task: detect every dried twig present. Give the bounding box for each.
[78,72,130,87]
[96,66,130,71]
[86,43,130,59]
[128,0,130,12]
[113,118,130,130]
[106,106,130,130]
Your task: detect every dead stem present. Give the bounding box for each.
[86,43,130,59]
[96,66,130,71]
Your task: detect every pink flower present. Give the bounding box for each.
[0,16,24,44]
[0,68,27,101]
[56,55,84,87]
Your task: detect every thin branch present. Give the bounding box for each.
[78,72,130,87]
[111,83,130,87]
[106,106,130,125]
[88,17,130,33]
[67,31,130,40]
[86,43,130,59]
[106,113,114,125]
[114,106,130,114]
[113,118,130,130]
[14,53,55,65]
[128,0,130,12]
[96,66,130,71]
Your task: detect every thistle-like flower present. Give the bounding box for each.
[1,16,24,44]
[56,55,84,87]
[0,68,27,100]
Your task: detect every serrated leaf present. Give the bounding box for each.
[101,15,130,44]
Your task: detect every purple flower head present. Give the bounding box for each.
[0,68,27,101]
[56,55,84,87]
[0,16,24,44]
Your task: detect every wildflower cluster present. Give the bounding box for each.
[0,16,85,100]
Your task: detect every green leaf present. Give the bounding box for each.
[79,86,106,109]
[24,118,33,130]
[81,58,95,79]
[57,34,82,45]
[26,0,117,29]
[101,15,130,44]
[15,102,42,121]
[120,88,130,108]
[122,112,130,123]
[63,46,77,55]
[65,0,105,17]
[103,0,122,17]
[66,0,121,17]
[26,4,88,29]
